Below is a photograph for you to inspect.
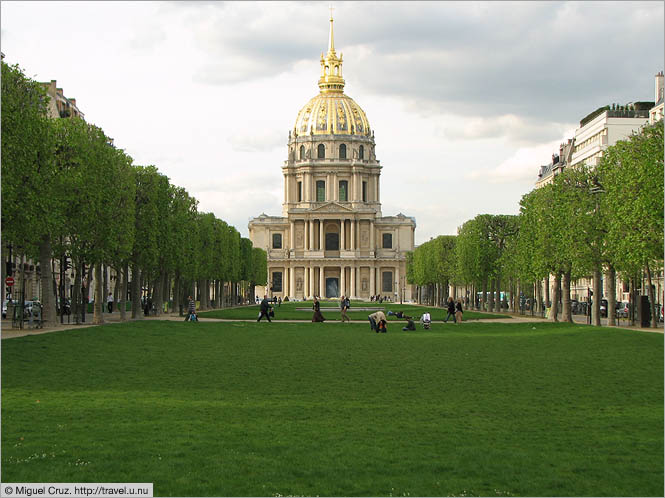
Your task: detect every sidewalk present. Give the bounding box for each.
[2,309,661,340]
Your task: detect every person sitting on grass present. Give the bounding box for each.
[402,315,416,331]
[368,310,387,332]
[387,310,404,318]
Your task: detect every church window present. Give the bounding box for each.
[382,271,393,293]
[316,181,326,202]
[359,145,364,159]
[339,180,348,202]
[362,181,367,202]
[317,144,325,158]
[339,144,346,159]
[382,233,392,249]
[299,145,305,160]
[297,181,302,202]
[272,233,282,249]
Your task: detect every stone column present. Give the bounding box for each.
[376,175,380,203]
[370,266,376,296]
[350,219,355,250]
[309,219,314,251]
[319,220,324,251]
[341,265,346,297]
[370,220,375,251]
[290,220,295,250]
[290,265,295,299]
[350,265,356,298]
[340,219,346,250]
[395,266,400,301]
[327,173,332,201]
[319,266,325,298]
[309,265,315,299]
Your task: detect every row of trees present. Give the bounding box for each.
[1,61,267,327]
[407,119,664,327]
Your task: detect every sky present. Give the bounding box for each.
[2,1,663,245]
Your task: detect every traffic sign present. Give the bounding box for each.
[5,276,14,287]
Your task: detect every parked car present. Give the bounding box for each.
[616,301,629,318]
[600,299,608,317]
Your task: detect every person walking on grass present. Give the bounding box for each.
[444,296,456,323]
[312,296,325,322]
[257,295,272,322]
[340,295,350,322]
[455,299,464,324]
[107,292,114,313]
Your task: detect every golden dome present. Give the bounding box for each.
[292,11,371,137]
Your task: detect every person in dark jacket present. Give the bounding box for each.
[257,295,272,322]
[312,296,325,322]
[402,315,416,331]
[455,299,464,324]
[444,296,456,323]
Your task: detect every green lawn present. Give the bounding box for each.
[198,299,505,321]
[1,320,662,497]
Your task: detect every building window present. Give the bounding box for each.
[339,180,348,201]
[382,271,393,293]
[382,233,392,249]
[272,272,283,293]
[316,180,326,202]
[362,181,367,202]
[272,233,282,249]
[299,145,305,160]
[297,181,302,202]
[359,145,364,159]
[325,232,339,250]
[339,144,346,159]
[317,144,325,158]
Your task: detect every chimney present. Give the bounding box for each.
[656,71,664,102]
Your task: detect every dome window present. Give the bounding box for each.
[299,145,305,160]
[339,144,346,159]
[359,145,364,160]
[317,144,325,159]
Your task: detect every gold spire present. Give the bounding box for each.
[328,5,335,54]
[318,6,344,94]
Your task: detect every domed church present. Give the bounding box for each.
[249,12,416,301]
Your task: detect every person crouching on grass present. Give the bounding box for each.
[368,310,387,333]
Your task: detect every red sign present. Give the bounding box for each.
[5,276,14,287]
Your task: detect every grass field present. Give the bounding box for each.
[198,299,505,321]
[1,320,662,497]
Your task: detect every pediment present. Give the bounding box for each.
[310,202,355,213]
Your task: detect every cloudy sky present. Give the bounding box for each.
[2,1,662,244]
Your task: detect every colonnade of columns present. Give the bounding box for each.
[288,218,375,251]
[270,263,401,300]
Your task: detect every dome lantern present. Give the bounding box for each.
[318,9,345,94]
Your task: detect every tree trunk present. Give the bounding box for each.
[607,266,616,327]
[494,276,501,313]
[38,236,57,327]
[131,265,142,319]
[550,273,560,322]
[120,263,128,321]
[93,262,104,325]
[592,266,602,327]
[153,272,163,316]
[73,260,81,325]
[562,269,573,323]
[646,262,658,328]
[482,279,488,312]
[544,276,550,308]
[488,279,494,311]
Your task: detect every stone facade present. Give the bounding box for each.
[249,14,416,301]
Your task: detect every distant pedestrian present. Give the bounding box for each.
[257,295,272,322]
[340,295,350,322]
[312,296,325,322]
[278,296,282,307]
[107,292,114,313]
[144,295,152,317]
[185,296,198,322]
[455,299,463,324]
[444,297,456,323]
